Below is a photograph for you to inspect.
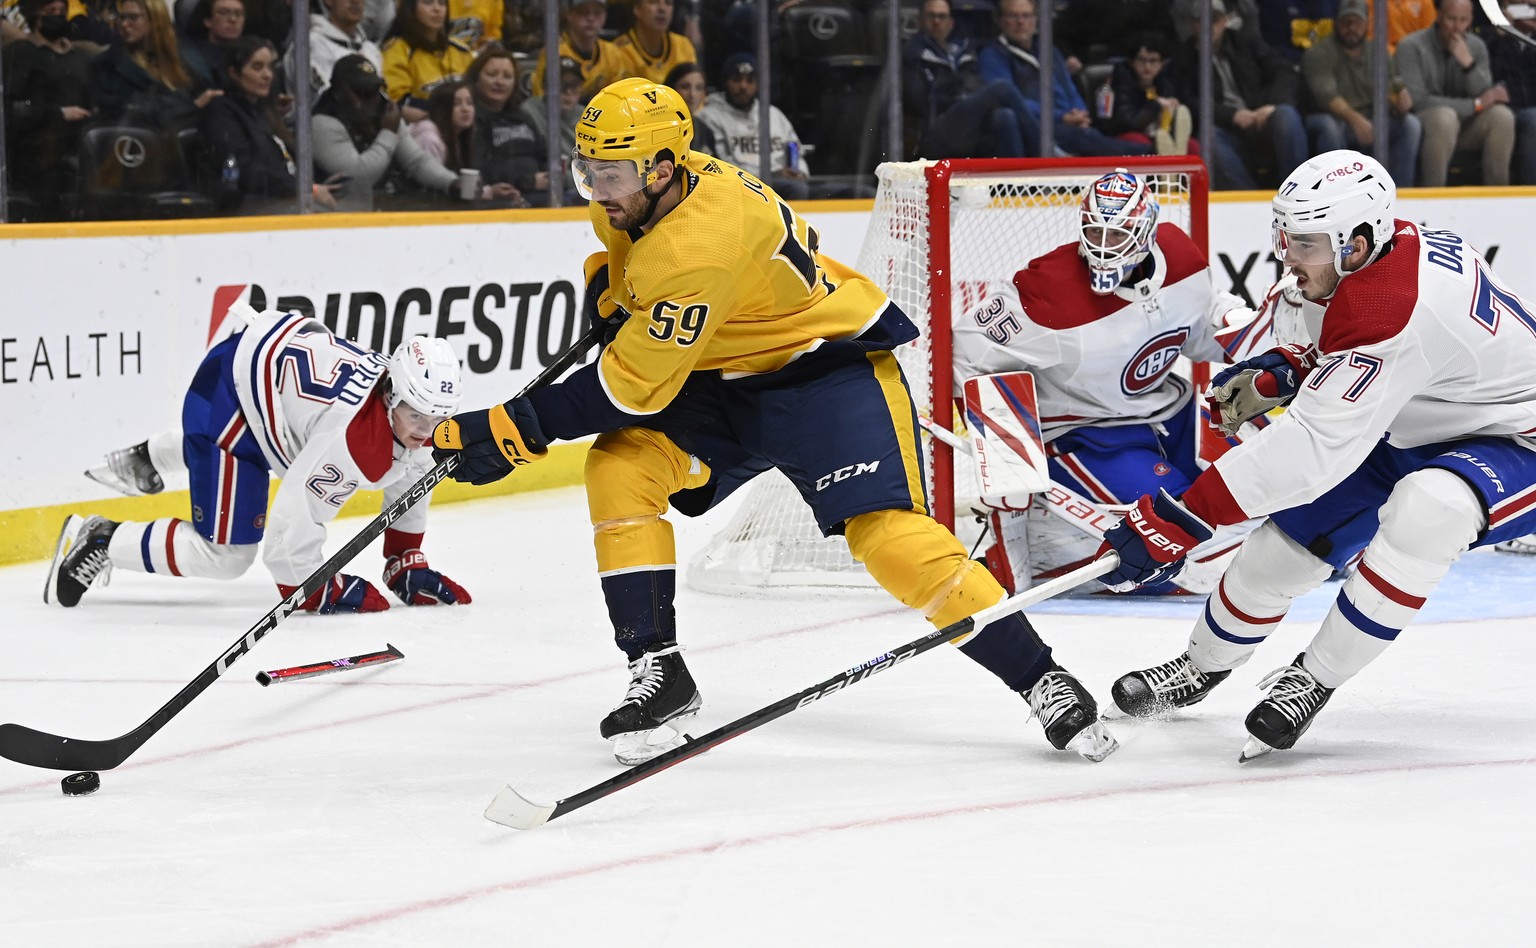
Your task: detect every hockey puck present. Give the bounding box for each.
[61,771,100,796]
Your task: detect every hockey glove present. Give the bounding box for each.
[279,574,391,614]
[1097,489,1213,592]
[583,252,631,346]
[432,397,548,486]
[1207,343,1319,437]
[383,549,472,605]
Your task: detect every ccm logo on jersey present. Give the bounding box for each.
[1121,328,1189,397]
[1129,505,1189,557]
[815,460,879,491]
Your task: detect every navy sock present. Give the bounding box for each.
[957,612,1054,692]
[601,568,677,660]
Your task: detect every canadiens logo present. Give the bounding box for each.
[1120,328,1189,397]
[1154,462,1172,476]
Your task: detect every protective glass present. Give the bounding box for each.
[1273,224,1337,265]
[571,155,649,201]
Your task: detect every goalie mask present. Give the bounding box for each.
[387,336,462,418]
[1079,170,1159,295]
[571,78,692,202]
[1272,149,1396,278]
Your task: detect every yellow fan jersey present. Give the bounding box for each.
[532,35,628,99]
[612,28,698,84]
[592,157,895,415]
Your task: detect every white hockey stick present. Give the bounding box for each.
[1478,0,1536,49]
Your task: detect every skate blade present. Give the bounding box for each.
[42,515,83,605]
[610,717,695,766]
[84,464,143,497]
[1067,721,1119,762]
[1238,736,1275,763]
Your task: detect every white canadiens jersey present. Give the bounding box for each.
[1212,221,1536,519]
[952,224,1247,441]
[232,313,434,585]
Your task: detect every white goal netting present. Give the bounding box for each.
[688,157,1206,596]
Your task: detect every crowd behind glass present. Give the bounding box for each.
[2,0,1533,221]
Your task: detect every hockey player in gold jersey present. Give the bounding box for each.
[432,77,1118,765]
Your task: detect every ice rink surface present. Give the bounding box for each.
[3,486,1534,947]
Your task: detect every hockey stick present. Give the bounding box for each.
[0,325,603,772]
[255,643,405,686]
[1478,0,1536,50]
[484,554,1119,830]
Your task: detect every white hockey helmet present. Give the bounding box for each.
[1272,149,1396,277]
[387,336,463,417]
[1079,170,1160,295]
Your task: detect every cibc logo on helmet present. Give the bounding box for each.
[1325,161,1366,183]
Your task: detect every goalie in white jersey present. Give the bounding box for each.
[47,312,473,614]
[952,169,1276,596]
[1100,150,1536,759]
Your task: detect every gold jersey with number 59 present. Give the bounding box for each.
[590,157,899,416]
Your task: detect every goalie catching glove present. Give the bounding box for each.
[1207,343,1319,437]
[1097,489,1213,592]
[432,397,548,486]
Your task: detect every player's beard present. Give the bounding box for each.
[603,181,667,231]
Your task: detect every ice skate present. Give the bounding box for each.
[1024,666,1118,762]
[1108,651,1231,719]
[1238,654,1334,762]
[599,643,701,766]
[45,515,118,607]
[1494,534,1536,555]
[85,441,164,496]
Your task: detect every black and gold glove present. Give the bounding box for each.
[432,397,549,485]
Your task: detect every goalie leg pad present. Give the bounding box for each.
[1306,469,1481,689]
[1188,521,1333,674]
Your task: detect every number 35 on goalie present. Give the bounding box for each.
[963,371,1051,505]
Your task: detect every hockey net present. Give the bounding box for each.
[688,157,1209,595]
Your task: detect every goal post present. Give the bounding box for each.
[688,156,1211,596]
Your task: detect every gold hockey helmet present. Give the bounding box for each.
[571,78,693,201]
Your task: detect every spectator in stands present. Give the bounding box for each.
[1300,0,1420,186]
[1397,0,1513,186]
[1056,0,1176,73]
[448,0,503,50]
[66,0,121,47]
[696,51,817,198]
[200,35,342,212]
[1174,0,1308,190]
[1369,0,1436,54]
[1257,0,1339,63]
[312,52,459,210]
[4,0,95,219]
[409,75,526,204]
[903,0,1043,159]
[664,60,716,154]
[182,0,247,87]
[463,49,541,204]
[520,53,581,164]
[363,0,394,42]
[1091,31,1195,155]
[613,0,696,83]
[1487,1,1536,184]
[93,0,221,130]
[1175,0,1260,43]
[381,0,475,123]
[531,0,625,99]
[287,0,384,104]
[979,0,1153,158]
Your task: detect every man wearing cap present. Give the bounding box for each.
[696,52,813,199]
[286,0,384,103]
[1300,0,1421,186]
[312,53,458,210]
[1396,0,1514,186]
[531,0,625,99]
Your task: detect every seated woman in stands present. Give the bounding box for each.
[380,0,474,124]
[92,0,220,130]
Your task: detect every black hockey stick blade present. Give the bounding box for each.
[0,326,602,773]
[484,555,1119,830]
[255,643,405,686]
